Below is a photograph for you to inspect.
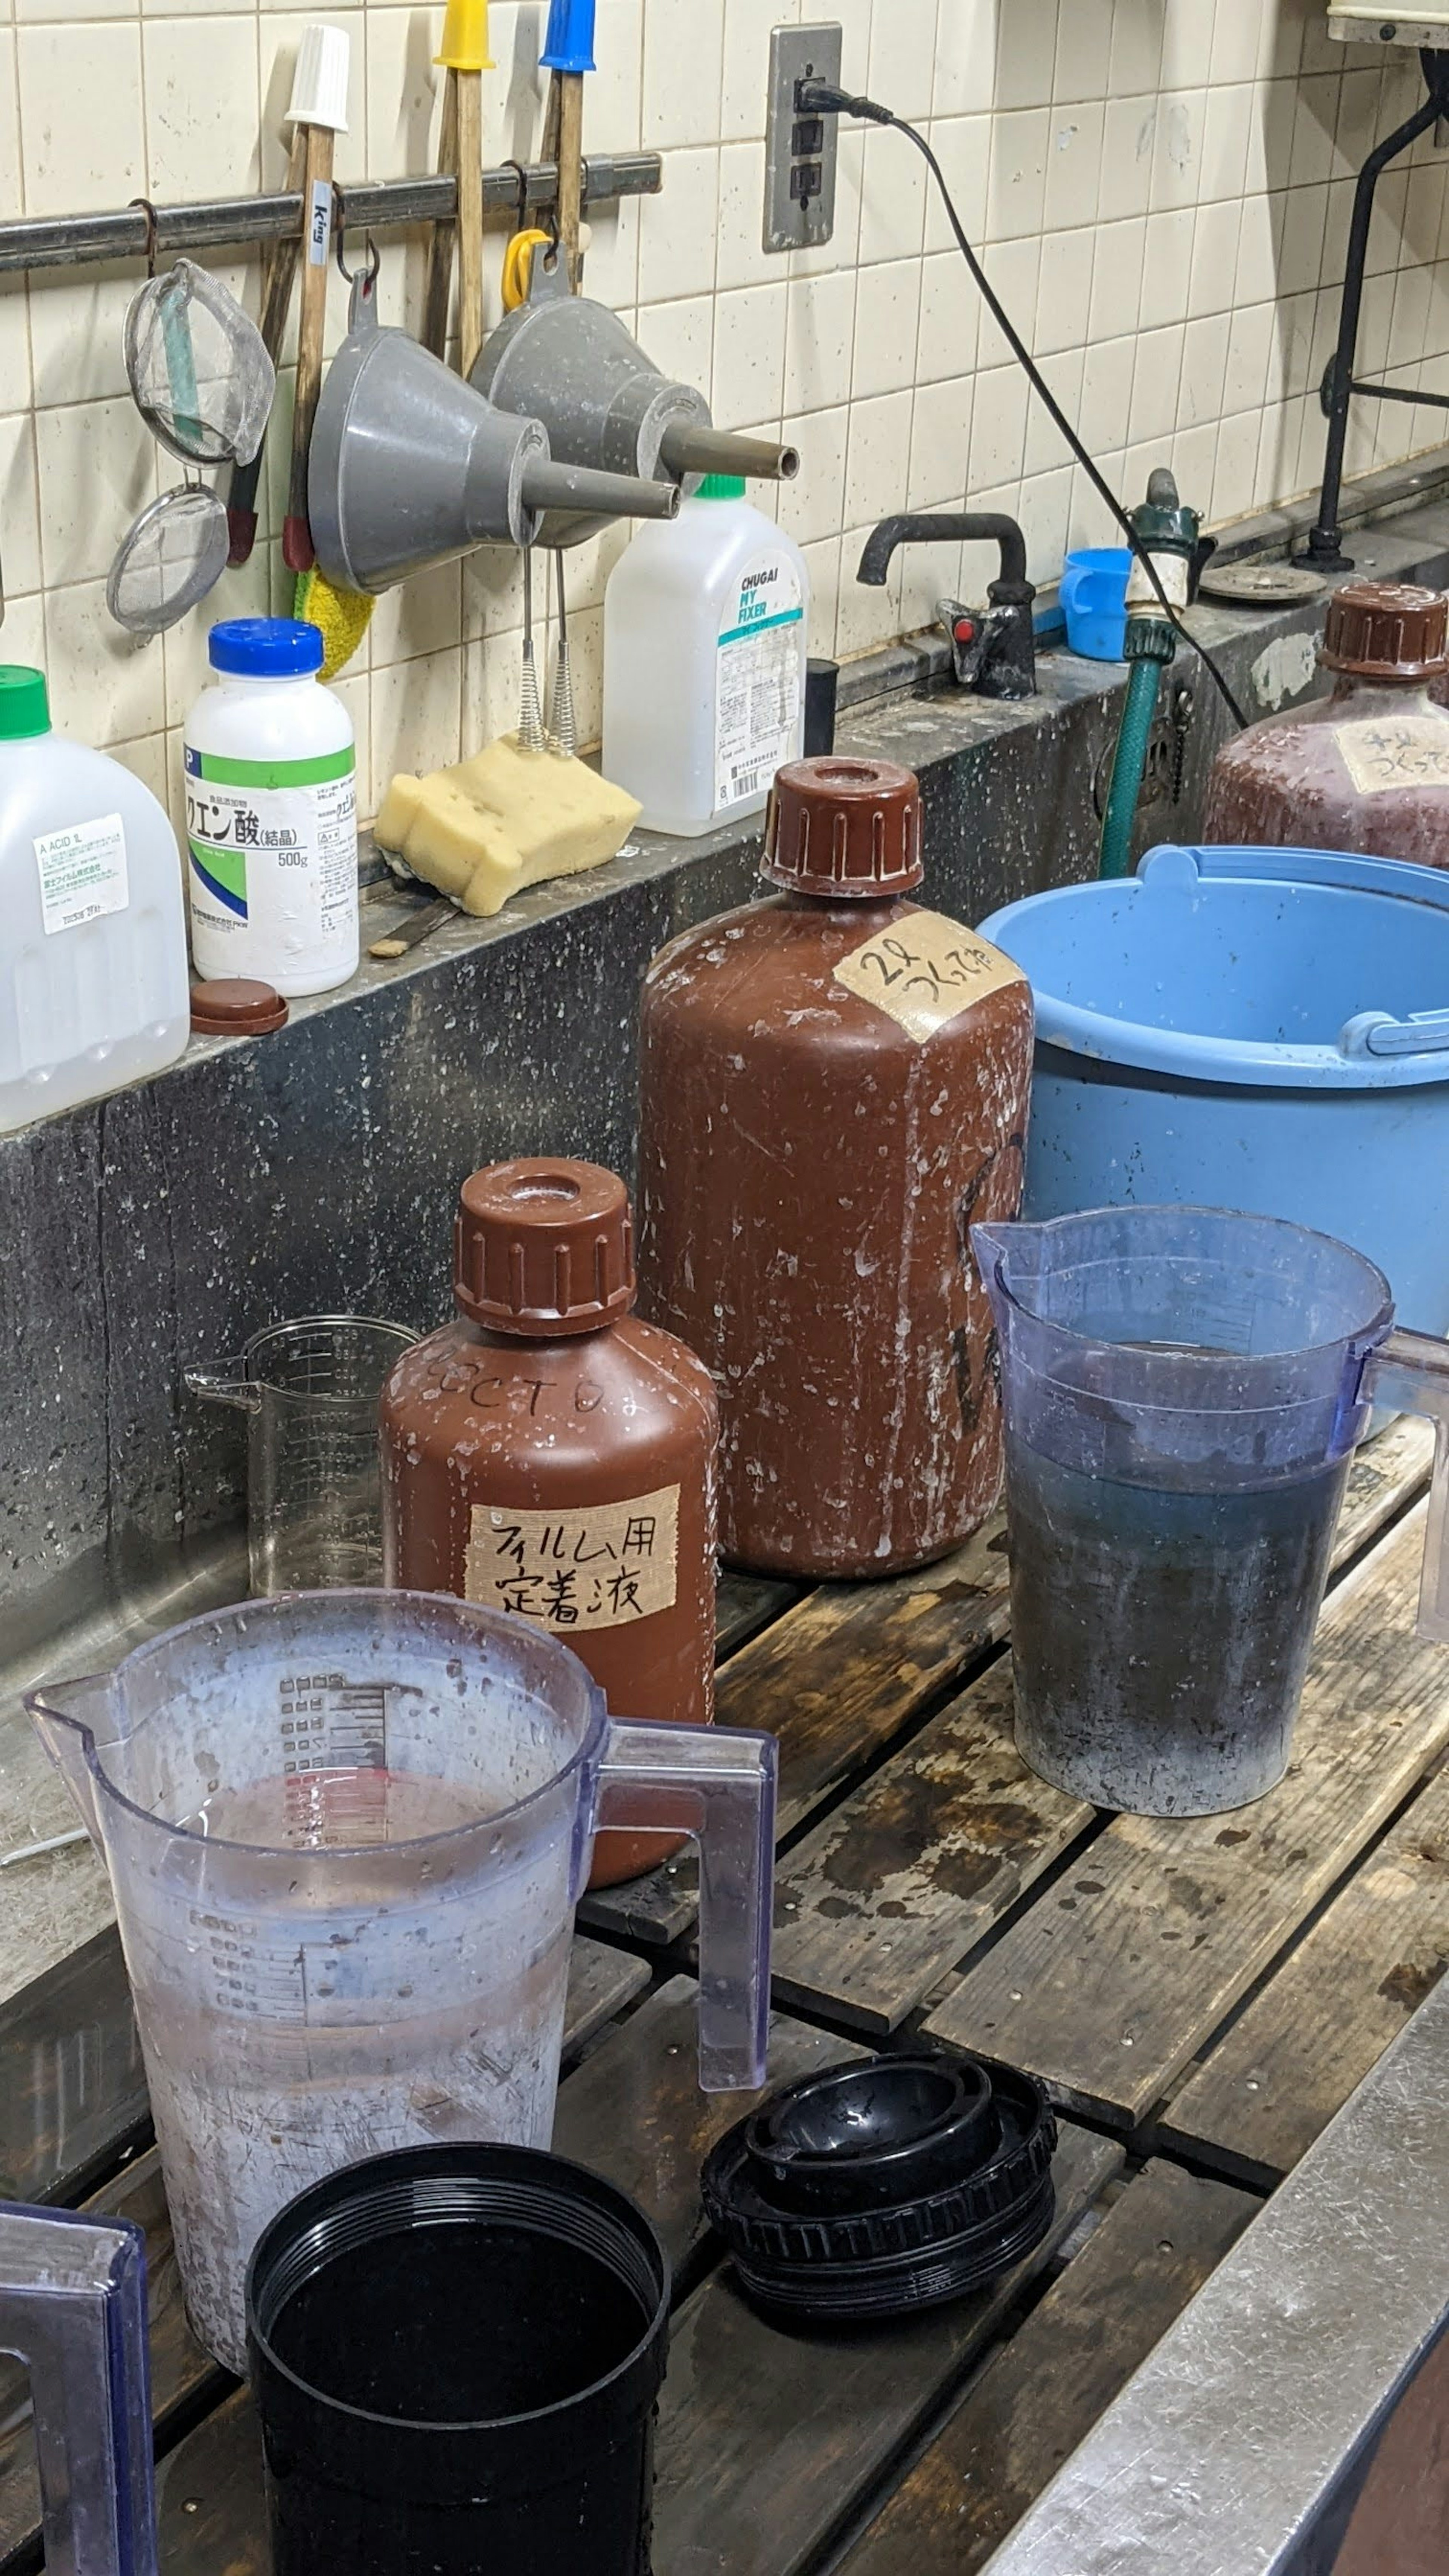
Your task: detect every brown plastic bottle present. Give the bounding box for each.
[636,755,1035,1580]
[379,1159,718,1887]
[1205,580,1449,865]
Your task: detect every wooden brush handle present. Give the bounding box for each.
[227,127,305,563]
[455,68,484,376]
[421,72,460,361]
[284,120,335,572]
[556,71,585,289]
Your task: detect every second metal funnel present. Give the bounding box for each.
[309,271,678,595]
[471,257,798,547]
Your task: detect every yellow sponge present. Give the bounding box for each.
[375,735,642,918]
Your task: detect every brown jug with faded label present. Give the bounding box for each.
[636,755,1034,1579]
[1206,580,1449,865]
[380,1160,718,1886]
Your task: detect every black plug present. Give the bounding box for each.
[795,77,893,124]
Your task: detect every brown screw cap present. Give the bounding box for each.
[1319,580,1449,680]
[189,977,289,1034]
[763,755,924,898]
[454,1159,637,1338]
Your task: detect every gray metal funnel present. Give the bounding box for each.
[471,259,798,549]
[309,272,677,596]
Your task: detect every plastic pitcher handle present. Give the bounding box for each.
[0,2204,157,2576]
[1339,1007,1449,1060]
[1363,1328,1449,1644]
[591,1720,777,2092]
[182,1360,262,1413]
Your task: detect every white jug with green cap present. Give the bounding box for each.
[0,665,190,1133]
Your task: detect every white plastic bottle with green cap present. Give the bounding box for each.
[184,617,358,997]
[602,475,809,837]
[0,664,190,1135]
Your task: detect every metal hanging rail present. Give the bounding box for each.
[0,152,662,275]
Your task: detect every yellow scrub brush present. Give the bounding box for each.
[293,564,373,677]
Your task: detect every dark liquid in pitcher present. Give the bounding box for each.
[1007,1435,1351,1816]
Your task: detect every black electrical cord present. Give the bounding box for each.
[799,80,1248,731]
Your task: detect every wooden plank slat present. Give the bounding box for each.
[772,1658,1092,2033]
[836,2161,1257,2576]
[553,1976,864,2273]
[149,2130,1120,2576]
[583,1516,1013,1945]
[926,1505,1449,2124]
[715,1571,802,1658]
[0,2149,221,2574]
[1160,1761,1449,2184]
[648,2124,1121,2576]
[0,1925,145,2205]
[1334,1416,1433,1562]
[562,1934,651,2056]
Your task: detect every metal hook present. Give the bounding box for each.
[333,195,380,288]
[129,197,160,279]
[502,159,531,234]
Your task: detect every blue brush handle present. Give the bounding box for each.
[541,0,595,73]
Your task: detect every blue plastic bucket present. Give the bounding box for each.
[1059,546,1130,660]
[978,843,1449,1335]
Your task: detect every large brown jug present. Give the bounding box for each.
[637,756,1034,1578]
[1206,580,1449,865]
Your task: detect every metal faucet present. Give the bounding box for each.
[857,513,1037,700]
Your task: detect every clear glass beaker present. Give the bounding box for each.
[27,1591,776,2372]
[186,1318,418,1593]
[974,1206,1449,1818]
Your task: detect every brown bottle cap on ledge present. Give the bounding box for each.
[1319,580,1449,680]
[763,756,924,898]
[189,977,289,1034]
[454,1159,636,1338]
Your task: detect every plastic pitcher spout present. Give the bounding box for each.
[183,1358,262,1412]
[971,1220,1038,1283]
[25,1672,113,1847]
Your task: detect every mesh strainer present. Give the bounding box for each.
[106,485,230,636]
[109,260,277,635]
[123,260,276,468]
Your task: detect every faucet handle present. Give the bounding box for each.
[937,596,989,687]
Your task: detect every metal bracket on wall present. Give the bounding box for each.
[0,152,663,275]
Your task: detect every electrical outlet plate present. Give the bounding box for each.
[764,23,843,255]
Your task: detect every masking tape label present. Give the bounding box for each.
[465,1485,681,1631]
[834,910,1026,1042]
[34,812,128,936]
[1335,716,1449,796]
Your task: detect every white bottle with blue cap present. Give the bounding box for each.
[184,618,358,996]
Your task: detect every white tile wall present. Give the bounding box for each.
[3,0,1449,816]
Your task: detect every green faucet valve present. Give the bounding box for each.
[1128,467,1200,562]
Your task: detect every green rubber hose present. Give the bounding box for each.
[1098,654,1164,881]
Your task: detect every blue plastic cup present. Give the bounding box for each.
[1059,546,1131,660]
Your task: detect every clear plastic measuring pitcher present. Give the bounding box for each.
[186,1317,417,1592]
[26,1591,776,2373]
[974,1206,1449,1818]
